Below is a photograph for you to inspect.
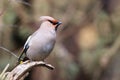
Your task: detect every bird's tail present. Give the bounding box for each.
[17,49,29,64]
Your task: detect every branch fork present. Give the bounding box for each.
[2,61,54,80]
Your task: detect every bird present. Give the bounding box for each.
[18,16,62,63]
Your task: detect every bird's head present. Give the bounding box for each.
[39,16,62,31]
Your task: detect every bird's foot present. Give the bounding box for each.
[22,60,30,64]
[20,61,23,64]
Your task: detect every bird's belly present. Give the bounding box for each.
[26,41,55,61]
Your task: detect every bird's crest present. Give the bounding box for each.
[40,16,58,25]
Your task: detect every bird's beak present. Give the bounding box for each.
[57,22,62,26]
[55,22,62,31]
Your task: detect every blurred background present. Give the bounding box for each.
[0,0,120,80]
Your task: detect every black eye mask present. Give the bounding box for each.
[48,20,62,31]
[48,20,58,25]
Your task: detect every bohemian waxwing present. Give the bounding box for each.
[18,16,62,62]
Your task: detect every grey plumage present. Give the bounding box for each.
[18,16,61,62]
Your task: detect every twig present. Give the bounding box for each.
[0,46,19,58]
[100,35,120,68]
[6,61,54,80]
[0,64,10,80]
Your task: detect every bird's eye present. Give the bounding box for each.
[48,20,57,25]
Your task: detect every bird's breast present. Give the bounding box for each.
[26,33,56,61]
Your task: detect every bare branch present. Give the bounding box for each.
[0,46,19,58]
[100,35,120,68]
[0,64,9,80]
[6,61,54,80]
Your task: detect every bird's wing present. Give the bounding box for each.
[18,30,38,63]
[18,35,32,62]
[23,35,32,52]
[24,30,38,50]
